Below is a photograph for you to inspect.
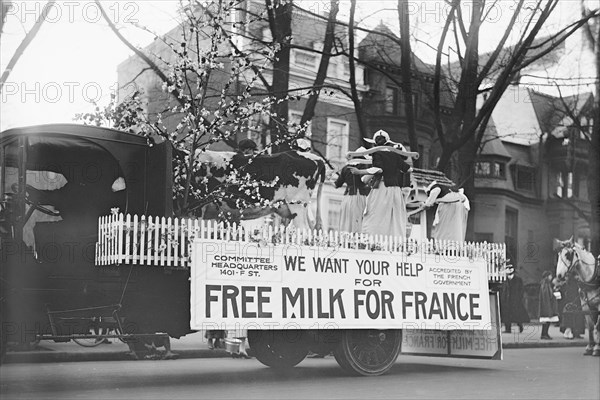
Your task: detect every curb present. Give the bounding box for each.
[502,340,588,349]
[3,349,232,364]
[3,341,587,364]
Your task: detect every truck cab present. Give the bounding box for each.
[0,124,186,353]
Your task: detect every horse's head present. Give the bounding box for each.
[555,237,575,281]
[555,237,597,283]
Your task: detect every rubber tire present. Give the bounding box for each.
[247,330,309,369]
[73,328,108,347]
[333,329,402,376]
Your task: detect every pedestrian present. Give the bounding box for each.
[499,260,530,333]
[423,181,470,242]
[353,130,413,237]
[335,147,370,233]
[205,329,226,349]
[558,272,585,339]
[538,270,559,339]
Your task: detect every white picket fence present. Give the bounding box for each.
[95,213,507,282]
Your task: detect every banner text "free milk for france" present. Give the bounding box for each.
[190,240,491,330]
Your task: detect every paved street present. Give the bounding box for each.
[1,347,598,400]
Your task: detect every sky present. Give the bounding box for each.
[0,0,592,131]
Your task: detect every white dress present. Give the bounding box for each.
[431,191,469,242]
[339,194,367,233]
[361,182,407,238]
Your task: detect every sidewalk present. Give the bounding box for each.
[499,321,589,349]
[2,322,588,364]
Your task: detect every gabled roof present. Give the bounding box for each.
[445,34,566,87]
[358,23,433,75]
[529,89,594,137]
[490,85,542,146]
[480,118,511,159]
[357,23,455,109]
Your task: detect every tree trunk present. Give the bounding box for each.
[589,20,600,254]
[300,0,339,127]
[348,0,367,141]
[454,1,483,240]
[398,0,419,167]
[0,0,11,37]
[268,0,293,152]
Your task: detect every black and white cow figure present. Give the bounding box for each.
[194,149,325,230]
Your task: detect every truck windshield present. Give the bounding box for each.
[2,131,128,261]
[1,138,65,249]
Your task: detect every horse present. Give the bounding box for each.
[555,238,600,356]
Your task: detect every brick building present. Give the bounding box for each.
[116,1,593,290]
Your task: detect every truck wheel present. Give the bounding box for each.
[334,329,401,376]
[247,330,308,369]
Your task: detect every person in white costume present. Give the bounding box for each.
[423,180,470,242]
[351,130,413,237]
[334,147,371,233]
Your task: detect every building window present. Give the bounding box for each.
[556,171,574,198]
[476,162,490,176]
[475,161,506,178]
[289,110,312,137]
[326,118,349,164]
[396,90,419,118]
[515,166,535,191]
[342,61,351,77]
[330,59,351,79]
[385,87,398,114]
[327,198,342,233]
[398,91,418,118]
[293,49,318,71]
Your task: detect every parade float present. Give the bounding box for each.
[1,124,505,375]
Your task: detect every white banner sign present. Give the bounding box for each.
[190,239,491,330]
[401,293,502,359]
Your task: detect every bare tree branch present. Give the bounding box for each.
[433,0,458,149]
[398,0,419,167]
[580,0,597,50]
[348,0,367,141]
[477,0,525,86]
[300,0,339,127]
[0,1,56,93]
[0,0,12,37]
[202,4,273,92]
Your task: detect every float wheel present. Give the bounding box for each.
[247,330,308,369]
[333,329,401,376]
